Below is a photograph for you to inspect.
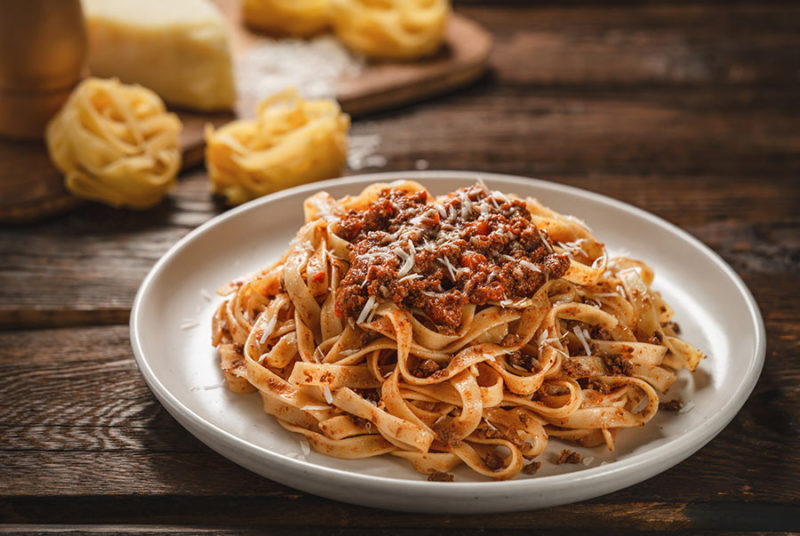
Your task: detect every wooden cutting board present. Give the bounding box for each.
[179,3,493,168]
[0,6,491,223]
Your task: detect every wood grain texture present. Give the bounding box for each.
[1,1,798,533]
[463,3,800,87]
[0,139,84,224]
[1,85,798,328]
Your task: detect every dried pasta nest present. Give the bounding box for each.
[205,88,350,206]
[45,77,182,209]
[331,0,450,60]
[243,0,331,37]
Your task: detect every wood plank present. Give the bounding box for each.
[460,4,800,87]
[1,85,798,329]
[354,87,800,178]
[1,498,799,531]
[2,529,793,536]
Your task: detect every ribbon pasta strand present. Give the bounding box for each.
[212,180,706,480]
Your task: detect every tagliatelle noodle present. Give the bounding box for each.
[46,77,182,209]
[242,0,331,37]
[211,180,706,479]
[205,88,350,205]
[331,0,449,60]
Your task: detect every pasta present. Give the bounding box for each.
[205,88,350,206]
[212,180,706,480]
[46,77,182,209]
[243,0,331,37]
[331,0,449,60]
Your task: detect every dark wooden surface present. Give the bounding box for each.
[1,2,799,534]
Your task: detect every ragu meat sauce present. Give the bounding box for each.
[334,185,570,331]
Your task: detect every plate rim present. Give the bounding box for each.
[130,170,766,501]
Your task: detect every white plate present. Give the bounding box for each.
[130,171,765,513]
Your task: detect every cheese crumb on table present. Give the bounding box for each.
[237,35,364,102]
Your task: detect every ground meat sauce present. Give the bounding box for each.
[555,449,583,465]
[659,399,683,411]
[334,185,570,330]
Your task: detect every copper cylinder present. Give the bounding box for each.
[0,0,87,139]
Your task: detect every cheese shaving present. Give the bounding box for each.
[301,404,330,412]
[573,325,592,356]
[357,296,377,324]
[520,259,542,272]
[259,314,278,345]
[437,257,457,280]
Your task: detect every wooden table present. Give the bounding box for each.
[1,2,798,534]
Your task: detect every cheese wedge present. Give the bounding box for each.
[82,0,236,111]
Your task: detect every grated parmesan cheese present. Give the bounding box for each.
[433,413,449,426]
[493,190,510,204]
[301,404,330,412]
[347,133,385,171]
[537,228,554,253]
[508,362,529,372]
[582,327,592,343]
[520,259,542,272]
[459,191,473,219]
[237,35,363,101]
[573,325,592,355]
[356,296,377,324]
[564,214,592,232]
[437,256,457,280]
[259,314,278,345]
[447,205,457,221]
[396,240,416,277]
[537,329,549,346]
[322,385,333,404]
